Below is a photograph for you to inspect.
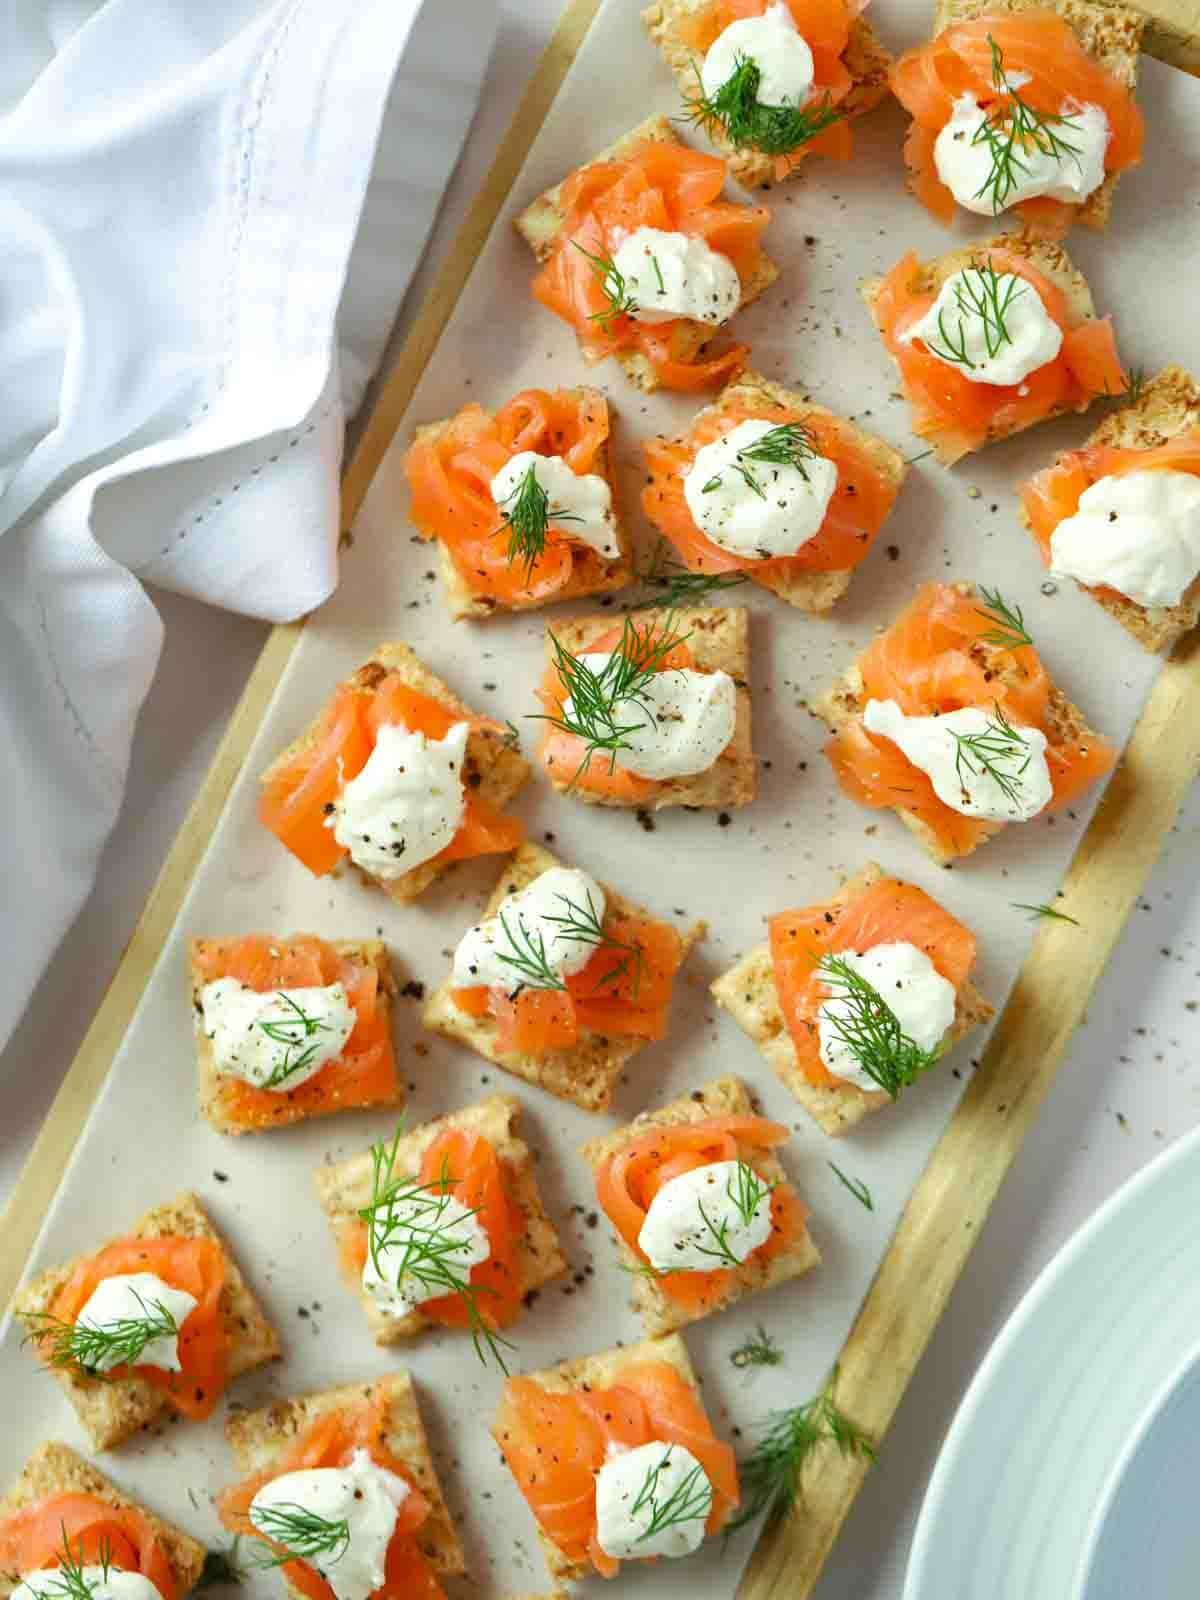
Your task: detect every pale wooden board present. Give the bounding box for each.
[3,3,1200,1599]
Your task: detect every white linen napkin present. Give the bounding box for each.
[0,0,497,1053]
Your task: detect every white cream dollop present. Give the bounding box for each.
[14,1571,164,1600]
[901,267,1062,387]
[451,866,605,992]
[361,1188,490,1318]
[1049,468,1200,609]
[637,1158,773,1272]
[683,418,838,560]
[700,2,816,110]
[863,699,1053,822]
[933,94,1109,215]
[249,1449,410,1600]
[610,226,741,327]
[72,1272,198,1373]
[594,1440,713,1561]
[490,450,620,562]
[332,720,468,879]
[817,942,957,1091]
[562,654,737,781]
[197,979,355,1090]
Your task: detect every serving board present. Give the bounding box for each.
[4,2,1200,1597]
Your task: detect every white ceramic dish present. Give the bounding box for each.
[1077,1339,1200,1600]
[904,1125,1200,1600]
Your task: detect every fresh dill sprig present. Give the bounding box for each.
[248,1503,350,1571]
[731,1324,783,1371]
[531,611,692,785]
[495,462,581,580]
[358,1127,515,1372]
[1013,901,1080,925]
[827,1162,874,1211]
[817,955,940,1099]
[971,35,1083,215]
[702,422,818,496]
[493,909,568,994]
[542,888,644,998]
[683,54,844,158]
[257,994,334,1089]
[630,1161,775,1276]
[32,1530,115,1600]
[975,585,1034,652]
[630,543,747,611]
[924,261,1022,368]
[571,241,638,329]
[630,1449,713,1544]
[951,702,1031,809]
[502,719,521,750]
[727,1366,876,1532]
[23,1293,180,1377]
[1117,366,1146,406]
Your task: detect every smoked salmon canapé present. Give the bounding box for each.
[863,232,1126,465]
[642,371,908,613]
[314,1097,568,1361]
[1020,364,1200,653]
[258,642,529,900]
[514,114,777,395]
[893,0,1145,236]
[218,1373,464,1600]
[493,1333,738,1585]
[404,387,635,619]
[423,841,706,1113]
[642,0,892,189]
[535,607,756,810]
[711,862,993,1135]
[189,936,398,1135]
[581,1074,819,1334]
[14,1192,279,1452]
[0,1441,207,1600]
[815,581,1117,864]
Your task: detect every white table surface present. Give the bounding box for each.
[2,4,1198,1594]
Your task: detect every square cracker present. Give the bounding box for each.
[862,232,1104,464]
[539,606,756,809]
[189,937,400,1135]
[259,642,530,902]
[514,114,778,394]
[579,1073,820,1334]
[642,0,892,190]
[491,1333,709,1586]
[0,1442,206,1599]
[711,862,994,1135]
[645,370,907,612]
[313,1094,569,1344]
[1018,364,1200,653]
[812,580,1111,862]
[13,1192,280,1453]
[422,842,706,1112]
[224,1372,464,1587]
[412,388,635,620]
[929,0,1144,231]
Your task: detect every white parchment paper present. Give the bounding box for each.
[3,2,1198,1595]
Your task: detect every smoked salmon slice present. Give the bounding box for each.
[258,662,524,880]
[868,244,1124,463]
[34,1236,229,1421]
[522,129,771,391]
[822,582,1116,858]
[404,388,628,611]
[593,1115,805,1316]
[494,1356,738,1578]
[0,1496,178,1600]
[642,377,905,591]
[191,934,398,1132]
[893,11,1144,234]
[219,1393,444,1600]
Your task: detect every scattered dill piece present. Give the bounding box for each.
[816,955,940,1099]
[630,543,747,610]
[731,1324,783,1370]
[975,586,1034,652]
[683,54,844,159]
[1013,901,1080,925]
[827,1161,874,1211]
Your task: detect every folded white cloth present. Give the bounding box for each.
[0,0,496,1053]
